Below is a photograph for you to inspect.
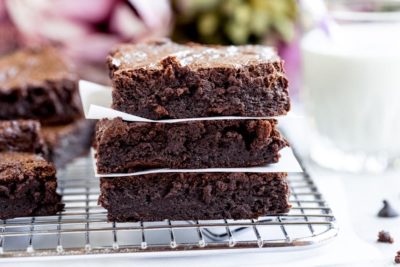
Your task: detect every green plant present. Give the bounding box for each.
[171,0,297,45]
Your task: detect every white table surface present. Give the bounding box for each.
[282,114,400,267]
[2,113,400,267]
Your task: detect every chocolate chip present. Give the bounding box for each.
[378,200,399,218]
[377,230,394,243]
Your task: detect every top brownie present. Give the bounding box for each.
[0,47,83,125]
[107,39,290,119]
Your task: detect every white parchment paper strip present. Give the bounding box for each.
[92,147,303,177]
[79,80,300,123]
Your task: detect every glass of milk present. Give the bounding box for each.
[301,0,400,172]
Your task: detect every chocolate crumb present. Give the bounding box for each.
[377,230,394,243]
[377,200,399,218]
[395,251,400,264]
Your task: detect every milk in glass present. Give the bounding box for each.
[302,23,400,172]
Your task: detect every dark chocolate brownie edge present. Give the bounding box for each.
[0,194,63,220]
[0,154,64,220]
[111,60,290,119]
[99,172,290,222]
[95,118,288,173]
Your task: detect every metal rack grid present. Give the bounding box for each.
[0,154,337,259]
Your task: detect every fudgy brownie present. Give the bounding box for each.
[0,152,63,220]
[95,117,288,173]
[0,47,83,125]
[0,120,47,155]
[108,39,290,119]
[42,118,95,168]
[99,172,290,222]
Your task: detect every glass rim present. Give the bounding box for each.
[332,10,400,22]
[327,0,400,22]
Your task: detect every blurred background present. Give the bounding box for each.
[0,0,298,86]
[0,0,399,173]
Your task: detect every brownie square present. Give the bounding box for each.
[0,152,63,220]
[0,47,83,125]
[0,120,47,155]
[41,118,95,168]
[95,118,288,174]
[99,172,291,222]
[107,39,290,120]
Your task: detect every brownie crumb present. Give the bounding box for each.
[377,230,394,243]
[395,251,400,264]
[377,200,399,218]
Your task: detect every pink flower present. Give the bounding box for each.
[3,0,172,63]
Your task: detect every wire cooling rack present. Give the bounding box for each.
[0,153,337,259]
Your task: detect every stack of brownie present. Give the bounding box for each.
[0,120,63,219]
[95,39,292,222]
[0,47,94,168]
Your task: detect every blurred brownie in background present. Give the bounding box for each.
[42,118,95,169]
[0,47,82,125]
[0,46,96,168]
[0,120,47,155]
